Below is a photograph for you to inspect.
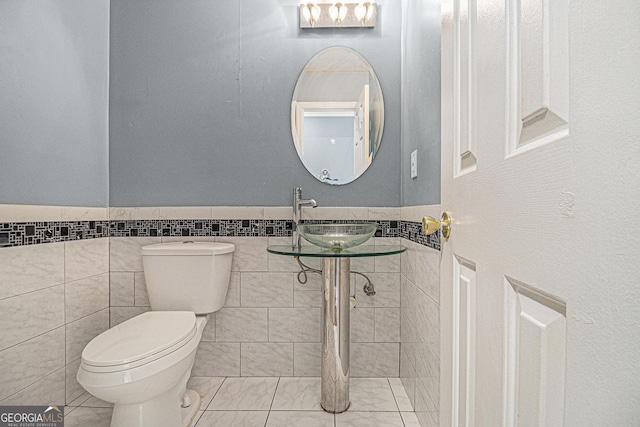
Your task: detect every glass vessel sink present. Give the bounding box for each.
[297,223,377,251]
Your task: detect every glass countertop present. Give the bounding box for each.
[267,244,406,258]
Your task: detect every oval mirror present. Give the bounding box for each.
[291,46,384,185]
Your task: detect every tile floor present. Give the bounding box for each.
[64,376,420,427]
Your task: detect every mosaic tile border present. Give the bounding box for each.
[109,219,294,238]
[108,219,400,238]
[0,219,439,251]
[399,220,440,251]
[0,221,109,248]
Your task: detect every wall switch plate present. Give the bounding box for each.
[410,150,418,178]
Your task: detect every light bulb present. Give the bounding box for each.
[355,2,373,25]
[329,2,347,25]
[302,2,321,27]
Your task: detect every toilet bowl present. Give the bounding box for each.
[77,242,234,427]
[78,311,204,427]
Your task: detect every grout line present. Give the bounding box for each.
[1,366,65,407]
[191,410,205,426]
[387,377,403,413]
[0,281,65,302]
[63,405,79,417]
[292,342,295,377]
[196,377,224,411]
[239,341,243,377]
[67,393,92,409]
[202,376,227,411]
[0,324,65,359]
[263,376,281,427]
[268,377,281,411]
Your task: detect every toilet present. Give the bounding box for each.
[77,241,234,427]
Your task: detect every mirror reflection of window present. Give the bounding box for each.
[291,47,384,185]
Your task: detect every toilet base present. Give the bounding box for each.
[181,389,201,427]
[109,378,200,427]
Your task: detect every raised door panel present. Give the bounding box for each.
[454,0,478,177]
[504,277,566,427]
[452,256,476,427]
[507,0,569,155]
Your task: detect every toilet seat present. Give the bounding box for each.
[81,311,197,373]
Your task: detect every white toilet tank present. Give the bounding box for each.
[141,242,235,314]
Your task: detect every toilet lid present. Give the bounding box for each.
[82,311,196,370]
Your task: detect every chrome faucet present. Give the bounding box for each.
[293,187,317,248]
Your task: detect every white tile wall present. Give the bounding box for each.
[65,309,109,363]
[0,204,441,427]
[303,207,369,221]
[210,206,265,220]
[109,206,159,220]
[65,238,109,282]
[65,359,85,404]
[350,343,400,377]
[293,343,322,377]
[216,237,269,272]
[240,342,294,376]
[65,273,109,323]
[109,222,407,379]
[224,272,241,307]
[0,242,65,299]
[0,327,65,400]
[133,272,149,306]
[351,307,375,342]
[0,285,64,351]
[400,236,441,425]
[110,237,161,271]
[109,306,149,327]
[216,308,269,342]
[197,316,215,343]
[0,205,107,223]
[0,369,66,406]
[293,290,323,307]
[268,308,321,343]
[0,236,109,406]
[109,272,135,306]
[375,307,401,342]
[240,272,293,307]
[192,342,241,377]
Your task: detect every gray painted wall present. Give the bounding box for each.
[0,1,110,207]
[401,0,441,205]
[0,1,440,208]
[109,0,402,207]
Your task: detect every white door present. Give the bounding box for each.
[439,1,640,426]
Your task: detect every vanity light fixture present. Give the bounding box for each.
[299,2,377,29]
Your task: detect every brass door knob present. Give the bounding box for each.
[422,212,451,238]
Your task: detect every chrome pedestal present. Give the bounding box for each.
[321,257,351,413]
[266,244,406,415]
